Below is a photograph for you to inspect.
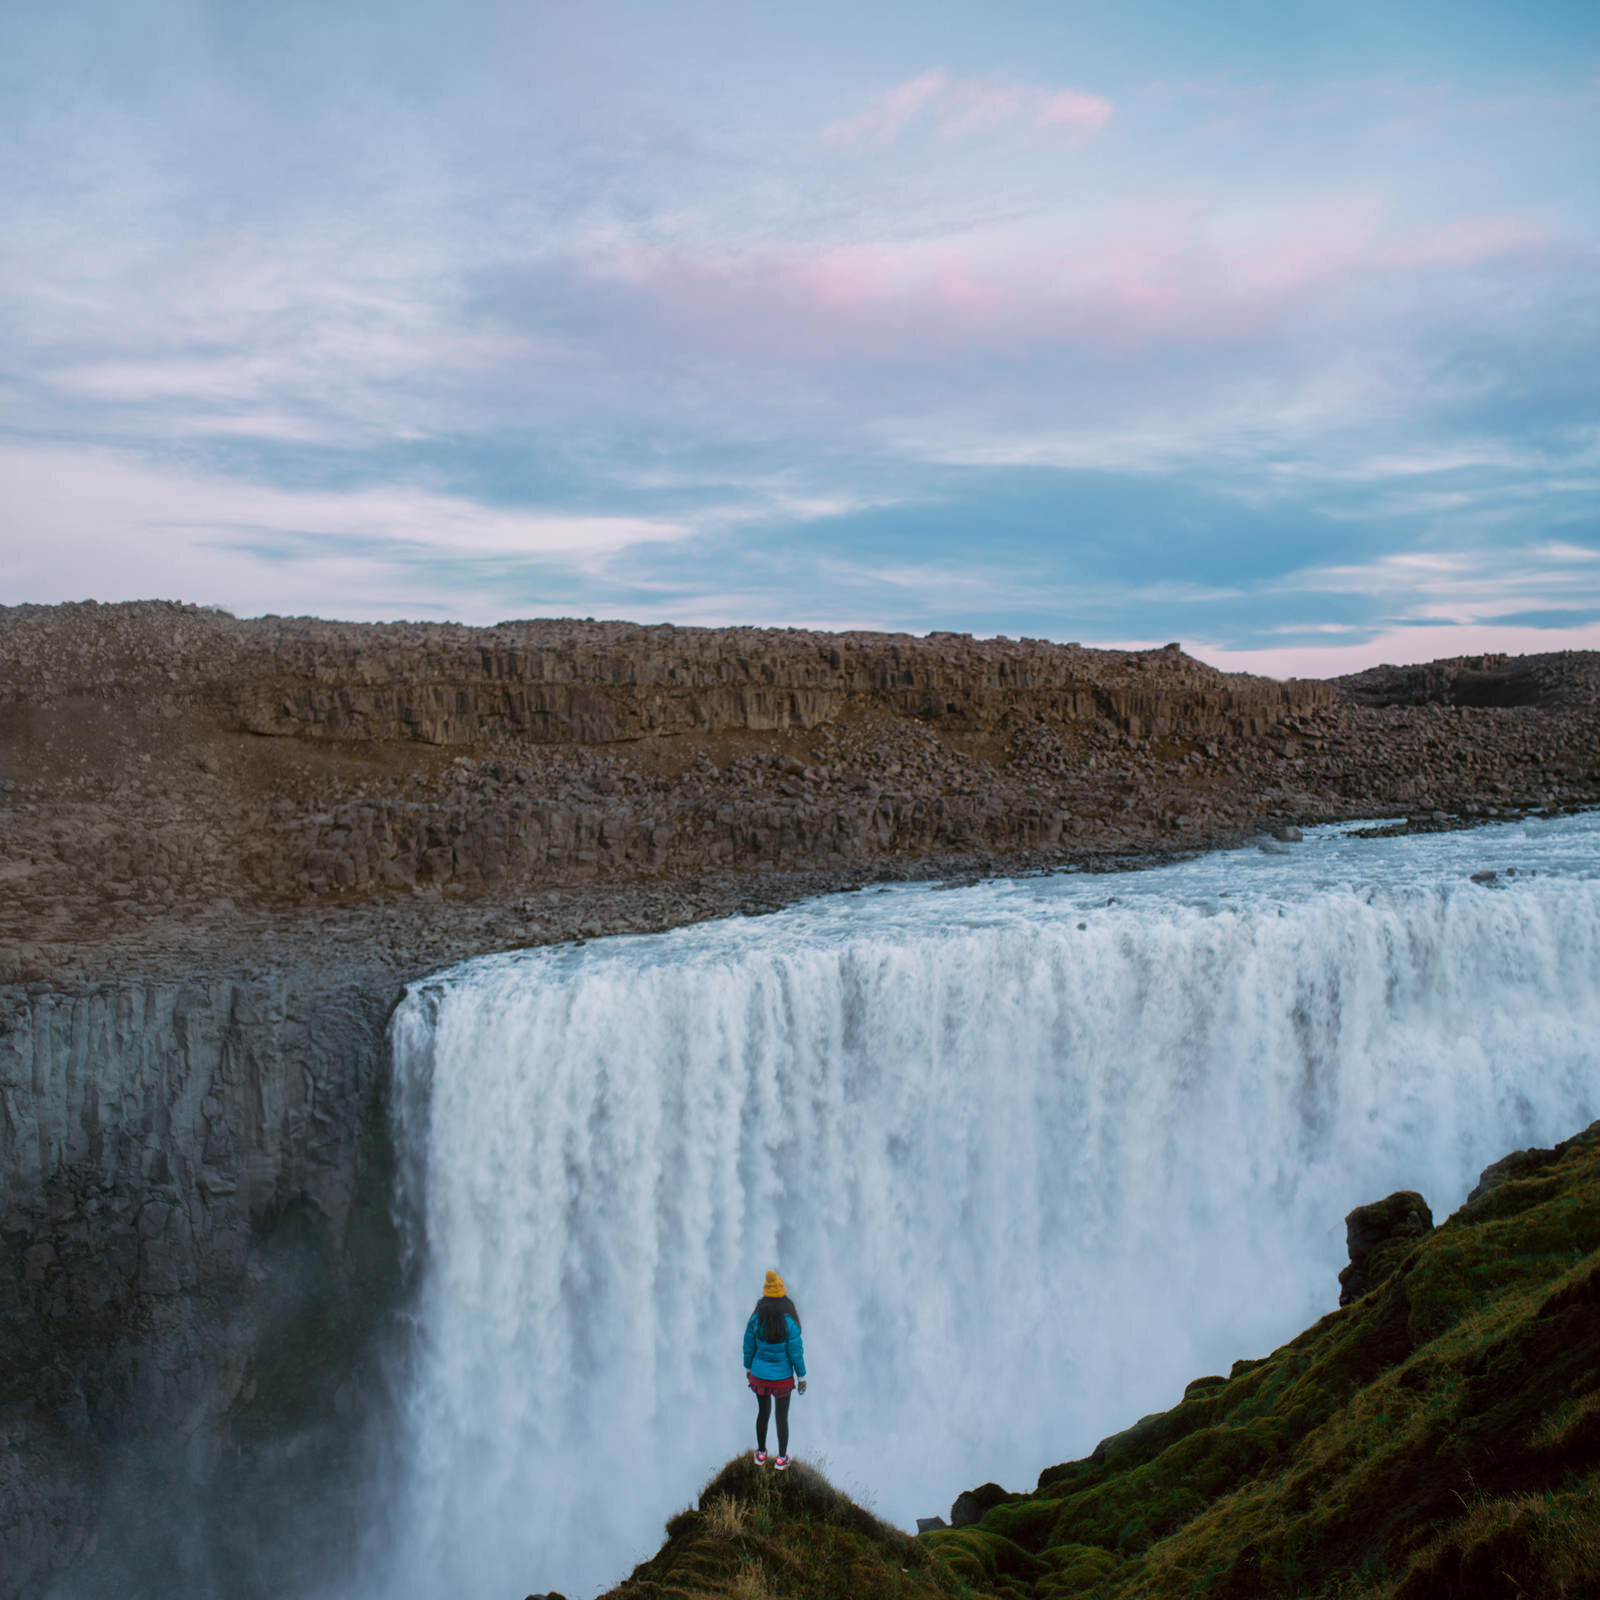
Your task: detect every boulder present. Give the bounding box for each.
[950,1482,1014,1528]
[1338,1190,1433,1305]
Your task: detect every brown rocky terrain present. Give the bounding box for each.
[2,600,1598,1597]
[3,600,1597,987]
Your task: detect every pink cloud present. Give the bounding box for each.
[1208,194,1383,294]
[824,70,948,144]
[1037,89,1113,135]
[938,80,1028,135]
[564,186,1553,370]
[825,71,1111,146]
[576,225,1263,363]
[1381,214,1548,268]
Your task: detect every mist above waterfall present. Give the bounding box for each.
[369,816,1600,1600]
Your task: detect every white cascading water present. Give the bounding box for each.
[370,815,1600,1600]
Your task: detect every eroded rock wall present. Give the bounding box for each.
[222,631,1323,747]
[0,974,396,1597]
[0,606,1328,747]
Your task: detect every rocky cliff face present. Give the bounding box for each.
[3,601,1599,1596]
[0,972,397,1597]
[0,606,1326,746]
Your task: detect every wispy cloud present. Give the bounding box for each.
[1039,89,1115,133]
[488,190,1551,399]
[0,441,906,623]
[1380,213,1549,268]
[2,442,691,616]
[824,69,952,144]
[1272,543,1600,623]
[824,70,1111,145]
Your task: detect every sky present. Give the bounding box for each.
[2,0,1598,677]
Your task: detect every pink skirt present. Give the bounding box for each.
[748,1374,795,1397]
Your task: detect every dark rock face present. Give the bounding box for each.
[1338,1190,1434,1306]
[0,974,398,1597]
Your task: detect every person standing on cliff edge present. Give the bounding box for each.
[744,1270,806,1469]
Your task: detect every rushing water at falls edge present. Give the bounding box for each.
[363,815,1600,1600]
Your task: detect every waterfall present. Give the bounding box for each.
[370,817,1600,1600]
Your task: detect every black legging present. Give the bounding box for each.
[755,1391,790,1457]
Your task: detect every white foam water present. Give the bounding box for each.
[370,814,1600,1599]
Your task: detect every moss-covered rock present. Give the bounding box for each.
[1339,1190,1433,1305]
[602,1455,957,1600]
[950,1481,1019,1527]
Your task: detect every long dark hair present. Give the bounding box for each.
[754,1294,800,1342]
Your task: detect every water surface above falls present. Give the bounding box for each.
[372,814,1600,1600]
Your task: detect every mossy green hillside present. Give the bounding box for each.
[934,1119,1600,1599]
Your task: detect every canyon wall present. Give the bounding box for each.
[0,606,1328,746]
[3,601,1599,1595]
[0,971,397,1597]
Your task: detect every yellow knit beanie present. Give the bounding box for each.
[763,1270,786,1298]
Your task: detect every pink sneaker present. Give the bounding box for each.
[774,1456,789,1471]
[754,1450,767,1465]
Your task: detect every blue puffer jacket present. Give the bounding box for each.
[744,1308,806,1380]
